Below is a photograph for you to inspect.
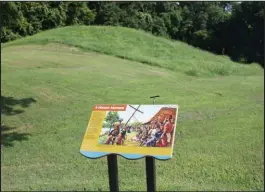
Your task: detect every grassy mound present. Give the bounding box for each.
[3,25,262,77]
[1,25,264,191]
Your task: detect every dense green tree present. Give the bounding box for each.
[224,2,264,64]
[1,2,95,42]
[64,2,95,25]
[103,112,120,128]
[0,2,23,41]
[91,2,121,25]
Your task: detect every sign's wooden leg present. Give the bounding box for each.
[107,154,119,192]
[146,95,159,192]
[145,156,156,192]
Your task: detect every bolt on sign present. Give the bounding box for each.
[80,104,179,160]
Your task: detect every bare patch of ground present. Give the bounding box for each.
[33,87,66,101]
[147,69,170,76]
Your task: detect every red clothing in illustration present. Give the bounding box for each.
[156,136,167,147]
[164,121,173,133]
[158,121,173,147]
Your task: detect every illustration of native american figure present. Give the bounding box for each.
[105,119,123,145]
[139,107,176,147]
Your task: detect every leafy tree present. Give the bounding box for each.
[65,2,95,25]
[226,2,264,64]
[160,9,182,39]
[41,2,67,29]
[0,2,23,41]
[152,16,167,36]
[92,2,121,26]
[1,2,95,42]
[103,112,120,128]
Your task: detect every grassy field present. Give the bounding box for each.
[1,26,264,191]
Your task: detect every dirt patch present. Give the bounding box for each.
[33,87,66,101]
[1,123,32,133]
[147,69,169,76]
[16,124,33,132]
[3,44,99,57]
[4,44,79,53]
[126,73,136,78]
[3,59,42,68]
[250,92,264,105]
[36,44,84,54]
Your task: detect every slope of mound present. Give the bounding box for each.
[3,25,262,77]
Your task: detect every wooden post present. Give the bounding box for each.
[145,156,156,192]
[107,154,119,192]
[145,95,160,192]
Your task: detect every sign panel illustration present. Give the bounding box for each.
[80,104,179,160]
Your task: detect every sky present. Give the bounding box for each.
[117,105,176,124]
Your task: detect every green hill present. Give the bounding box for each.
[1,26,264,191]
[3,25,262,77]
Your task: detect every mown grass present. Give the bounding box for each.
[1,42,264,191]
[2,25,262,77]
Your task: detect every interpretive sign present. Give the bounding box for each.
[80,104,179,160]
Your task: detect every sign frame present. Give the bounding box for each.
[80,96,179,192]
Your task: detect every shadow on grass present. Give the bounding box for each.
[1,96,36,115]
[1,125,31,147]
[1,96,36,147]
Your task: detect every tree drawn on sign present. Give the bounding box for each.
[103,112,120,128]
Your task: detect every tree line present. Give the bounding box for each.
[1,2,263,65]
